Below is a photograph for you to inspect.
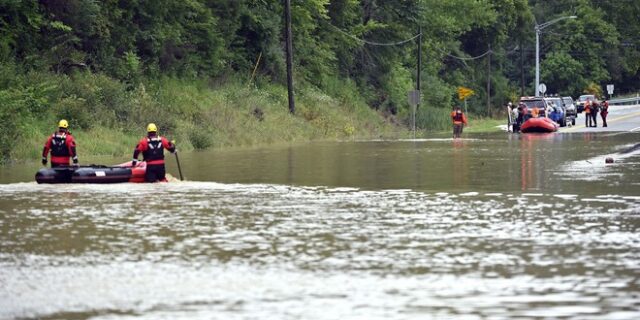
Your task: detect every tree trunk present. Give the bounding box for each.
[285,0,295,114]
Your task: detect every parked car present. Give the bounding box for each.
[546,96,567,127]
[519,96,549,118]
[576,94,598,113]
[562,96,576,126]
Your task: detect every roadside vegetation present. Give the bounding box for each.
[1,63,410,163]
[1,64,506,164]
[1,1,638,164]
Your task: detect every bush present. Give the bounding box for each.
[52,95,92,129]
[584,82,604,99]
[188,127,213,150]
[0,90,27,163]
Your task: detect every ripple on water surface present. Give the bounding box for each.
[1,182,639,319]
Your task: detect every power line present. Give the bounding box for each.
[325,21,523,62]
[495,46,521,56]
[543,30,640,45]
[435,45,519,61]
[325,20,626,63]
[324,21,421,47]
[438,48,493,61]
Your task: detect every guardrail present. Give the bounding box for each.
[609,95,640,105]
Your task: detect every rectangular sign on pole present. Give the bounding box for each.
[607,84,614,95]
[457,87,474,101]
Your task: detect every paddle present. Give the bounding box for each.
[174,151,184,181]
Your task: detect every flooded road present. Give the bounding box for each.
[562,104,640,133]
[1,132,640,319]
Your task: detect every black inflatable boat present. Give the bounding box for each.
[35,162,146,184]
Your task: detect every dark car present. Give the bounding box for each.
[576,94,598,113]
[562,96,576,125]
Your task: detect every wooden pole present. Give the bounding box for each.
[416,26,422,110]
[284,0,295,114]
[520,39,525,96]
[248,52,262,87]
[486,43,491,117]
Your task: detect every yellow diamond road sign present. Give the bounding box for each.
[457,87,474,100]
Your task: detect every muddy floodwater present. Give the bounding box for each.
[1,132,639,319]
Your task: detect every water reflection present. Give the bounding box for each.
[452,139,469,188]
[1,182,640,319]
[2,133,639,195]
[518,133,555,191]
[1,133,640,319]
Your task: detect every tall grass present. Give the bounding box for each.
[1,67,413,164]
[415,107,452,132]
[2,65,504,165]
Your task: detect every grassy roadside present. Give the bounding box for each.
[1,67,506,166]
[463,118,506,133]
[2,69,412,165]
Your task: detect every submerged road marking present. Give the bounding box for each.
[561,110,640,132]
[563,122,587,132]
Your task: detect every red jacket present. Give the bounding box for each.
[451,111,468,125]
[42,130,77,165]
[133,135,175,165]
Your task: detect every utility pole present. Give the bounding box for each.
[416,26,422,110]
[535,26,540,96]
[534,15,577,96]
[486,43,491,117]
[520,39,525,96]
[284,0,295,114]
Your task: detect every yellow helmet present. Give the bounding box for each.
[58,119,69,129]
[147,123,158,133]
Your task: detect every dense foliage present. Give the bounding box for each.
[1,0,639,162]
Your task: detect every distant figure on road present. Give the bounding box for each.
[531,106,540,118]
[584,100,592,127]
[591,100,599,127]
[601,100,609,127]
[510,103,519,132]
[451,106,467,139]
[41,119,78,167]
[519,103,530,122]
[545,102,554,118]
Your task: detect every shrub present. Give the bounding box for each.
[0,90,27,163]
[584,82,604,99]
[53,95,92,129]
[188,127,213,150]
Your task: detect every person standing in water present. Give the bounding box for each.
[41,119,78,167]
[584,100,592,127]
[132,123,176,182]
[451,106,468,139]
[600,100,609,127]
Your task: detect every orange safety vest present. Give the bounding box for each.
[531,107,539,118]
